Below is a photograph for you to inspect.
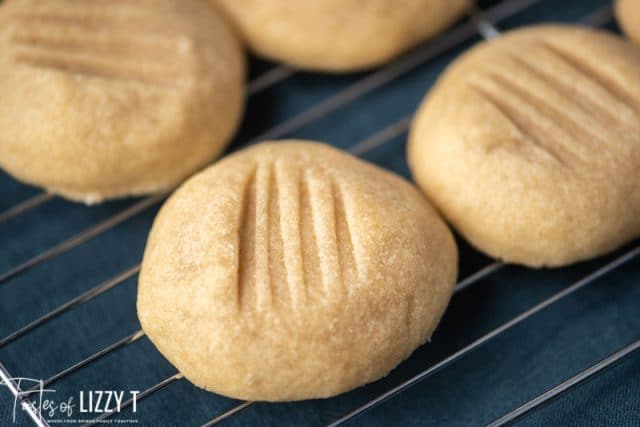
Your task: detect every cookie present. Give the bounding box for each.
[616,0,640,45]
[408,25,640,268]
[138,141,458,401]
[0,0,245,204]
[213,0,471,72]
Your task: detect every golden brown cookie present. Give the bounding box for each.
[213,0,471,72]
[408,25,640,268]
[0,0,245,204]
[138,141,458,401]
[616,0,640,45]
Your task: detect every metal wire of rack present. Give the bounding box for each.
[1,0,638,426]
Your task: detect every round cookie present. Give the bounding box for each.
[138,141,458,401]
[213,0,471,72]
[0,0,245,204]
[408,25,640,268]
[616,0,640,45]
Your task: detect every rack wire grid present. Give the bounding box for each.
[1,0,639,426]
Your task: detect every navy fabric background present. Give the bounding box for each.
[1,0,639,426]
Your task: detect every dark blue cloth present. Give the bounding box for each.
[1,0,638,425]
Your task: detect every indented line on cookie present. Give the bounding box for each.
[253,164,274,310]
[275,162,307,307]
[299,168,324,304]
[10,11,182,37]
[331,180,359,296]
[305,167,343,298]
[13,52,181,88]
[237,166,257,312]
[268,161,289,309]
[9,33,188,67]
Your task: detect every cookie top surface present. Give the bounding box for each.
[213,0,471,72]
[408,25,640,267]
[0,0,245,203]
[138,141,457,400]
[617,0,640,45]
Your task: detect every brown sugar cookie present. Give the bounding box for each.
[408,25,640,268]
[0,0,245,204]
[212,0,471,72]
[137,141,458,401]
[616,0,640,45]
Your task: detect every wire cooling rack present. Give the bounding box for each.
[1,0,639,426]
